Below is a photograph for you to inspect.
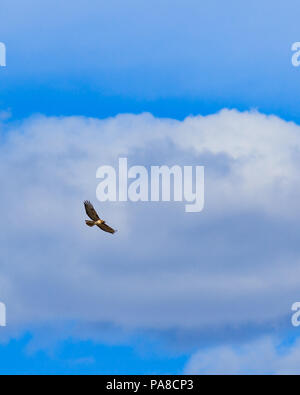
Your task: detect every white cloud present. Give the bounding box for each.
[0,109,300,342]
[184,336,300,375]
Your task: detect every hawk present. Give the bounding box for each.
[84,201,117,234]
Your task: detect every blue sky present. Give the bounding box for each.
[1,0,300,374]
[1,0,300,121]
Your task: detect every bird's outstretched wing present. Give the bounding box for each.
[98,222,117,234]
[84,201,101,221]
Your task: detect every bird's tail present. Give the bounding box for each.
[85,220,96,227]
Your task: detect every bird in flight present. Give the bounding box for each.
[84,201,117,234]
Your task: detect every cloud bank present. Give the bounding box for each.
[0,109,300,350]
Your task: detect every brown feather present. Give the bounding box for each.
[97,223,117,234]
[84,201,100,221]
[84,201,117,235]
